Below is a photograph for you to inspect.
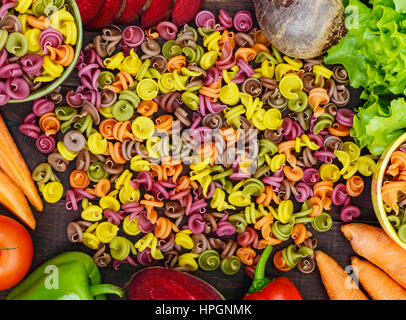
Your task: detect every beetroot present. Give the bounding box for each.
[75,0,105,26]
[126,267,225,300]
[140,0,174,29]
[116,0,152,24]
[171,0,203,27]
[86,0,127,29]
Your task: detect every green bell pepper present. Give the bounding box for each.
[6,251,124,300]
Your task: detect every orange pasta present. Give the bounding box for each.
[166,55,186,72]
[112,121,137,142]
[308,196,323,217]
[105,141,127,164]
[145,27,159,39]
[137,100,158,117]
[346,175,364,197]
[308,87,329,117]
[386,151,406,177]
[381,181,406,214]
[27,15,49,30]
[196,142,216,165]
[313,181,334,199]
[175,176,198,190]
[47,44,74,66]
[150,163,164,181]
[256,185,281,206]
[104,70,134,93]
[39,112,60,136]
[219,127,240,146]
[219,30,235,49]
[199,76,222,102]
[140,194,163,223]
[251,43,270,54]
[273,250,292,272]
[235,47,257,63]
[70,169,90,189]
[254,214,274,240]
[86,178,111,197]
[253,29,270,46]
[154,217,179,239]
[283,165,304,182]
[398,170,406,181]
[278,140,297,167]
[154,115,173,133]
[236,246,256,266]
[99,119,118,140]
[291,223,312,245]
[257,236,282,248]
[328,122,350,137]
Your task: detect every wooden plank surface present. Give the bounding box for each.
[0,0,379,300]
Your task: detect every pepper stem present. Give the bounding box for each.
[247,245,273,294]
[90,284,125,298]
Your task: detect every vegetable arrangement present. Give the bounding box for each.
[325,0,406,155]
[316,223,406,300]
[0,0,403,302]
[16,6,381,285]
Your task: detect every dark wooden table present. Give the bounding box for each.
[0,0,379,300]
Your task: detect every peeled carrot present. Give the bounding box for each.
[315,250,368,300]
[0,169,35,229]
[341,223,406,289]
[0,114,42,211]
[351,256,406,300]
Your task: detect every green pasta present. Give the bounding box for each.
[198,249,221,271]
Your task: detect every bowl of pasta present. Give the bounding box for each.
[371,131,406,250]
[2,0,82,105]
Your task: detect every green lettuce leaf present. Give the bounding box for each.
[351,94,406,155]
[325,0,406,95]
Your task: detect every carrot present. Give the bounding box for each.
[0,169,35,229]
[315,250,368,300]
[0,114,42,212]
[341,223,406,289]
[351,256,406,300]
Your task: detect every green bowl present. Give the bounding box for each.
[371,131,406,250]
[8,0,83,103]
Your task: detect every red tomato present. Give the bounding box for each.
[0,215,33,291]
[243,276,303,300]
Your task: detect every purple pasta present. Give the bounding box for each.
[336,108,354,127]
[314,150,336,163]
[294,182,313,202]
[122,26,145,48]
[233,11,253,32]
[302,168,320,186]
[137,248,156,266]
[104,209,125,225]
[216,214,236,236]
[19,123,41,139]
[6,78,30,100]
[32,97,55,117]
[0,81,10,105]
[20,54,44,76]
[157,21,178,40]
[262,165,285,192]
[35,133,56,154]
[137,211,156,233]
[195,10,216,29]
[218,9,233,29]
[187,213,206,234]
[331,183,349,206]
[39,28,64,54]
[113,256,138,270]
[340,205,361,222]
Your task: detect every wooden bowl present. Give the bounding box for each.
[371,132,406,250]
[9,0,83,103]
